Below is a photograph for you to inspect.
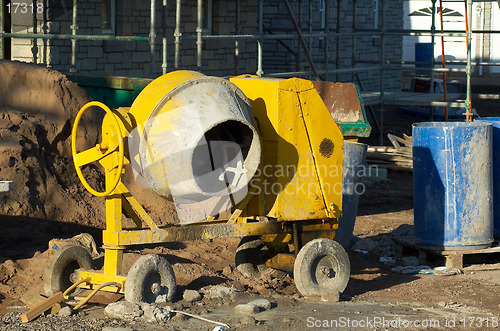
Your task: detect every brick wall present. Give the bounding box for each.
[9,0,403,90]
[261,0,404,90]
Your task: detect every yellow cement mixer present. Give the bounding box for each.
[44,70,369,303]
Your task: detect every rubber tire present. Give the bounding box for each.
[124,254,177,303]
[44,245,93,296]
[293,238,350,297]
[235,236,286,279]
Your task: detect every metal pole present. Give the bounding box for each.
[298,0,302,72]
[439,0,448,121]
[430,0,436,120]
[162,0,167,74]
[379,0,385,145]
[351,0,356,82]
[0,0,4,59]
[150,0,156,78]
[324,0,330,81]
[235,0,240,74]
[283,0,321,81]
[174,0,181,69]
[256,0,264,76]
[308,0,313,80]
[32,0,37,63]
[335,0,340,82]
[70,0,77,72]
[465,0,473,121]
[43,0,48,65]
[0,32,149,41]
[196,0,203,70]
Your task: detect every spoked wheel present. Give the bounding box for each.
[44,245,93,296]
[293,238,350,297]
[124,254,177,303]
[235,236,286,279]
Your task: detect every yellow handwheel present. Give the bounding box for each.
[71,101,124,197]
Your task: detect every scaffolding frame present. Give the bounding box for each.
[0,0,498,142]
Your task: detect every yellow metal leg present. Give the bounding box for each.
[103,248,124,276]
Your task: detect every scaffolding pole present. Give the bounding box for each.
[32,0,37,63]
[0,0,4,59]
[162,0,168,74]
[70,0,77,72]
[150,0,156,78]
[257,0,264,76]
[174,0,182,69]
[196,0,203,70]
[379,0,386,145]
[465,0,473,122]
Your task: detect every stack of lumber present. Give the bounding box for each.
[366,134,413,171]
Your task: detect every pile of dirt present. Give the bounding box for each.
[0,60,178,227]
[0,60,104,224]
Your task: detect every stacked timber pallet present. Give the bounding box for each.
[366,134,413,171]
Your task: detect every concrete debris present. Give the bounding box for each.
[234,298,274,314]
[248,299,272,311]
[139,303,172,323]
[392,224,414,238]
[240,316,257,325]
[57,306,72,317]
[402,256,419,267]
[376,236,396,257]
[183,290,202,303]
[234,303,260,315]
[154,294,169,304]
[104,302,172,323]
[204,285,238,300]
[105,302,143,321]
[351,238,376,252]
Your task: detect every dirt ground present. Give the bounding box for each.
[1,63,500,330]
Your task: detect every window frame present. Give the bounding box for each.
[102,0,116,35]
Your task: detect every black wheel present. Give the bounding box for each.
[293,238,350,297]
[124,254,177,303]
[235,236,286,279]
[44,245,92,296]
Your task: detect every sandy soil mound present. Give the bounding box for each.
[0,61,177,226]
[0,61,105,224]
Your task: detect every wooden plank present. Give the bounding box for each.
[366,163,413,172]
[360,91,465,107]
[445,253,463,270]
[366,152,412,163]
[368,146,412,156]
[20,294,47,309]
[20,292,64,323]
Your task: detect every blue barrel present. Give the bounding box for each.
[415,42,433,74]
[413,122,493,250]
[334,141,367,248]
[476,117,500,237]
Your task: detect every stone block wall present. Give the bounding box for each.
[261,0,404,90]
[9,0,403,90]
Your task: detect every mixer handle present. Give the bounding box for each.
[71,101,125,197]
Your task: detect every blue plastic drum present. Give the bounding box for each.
[413,122,493,250]
[476,117,500,237]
